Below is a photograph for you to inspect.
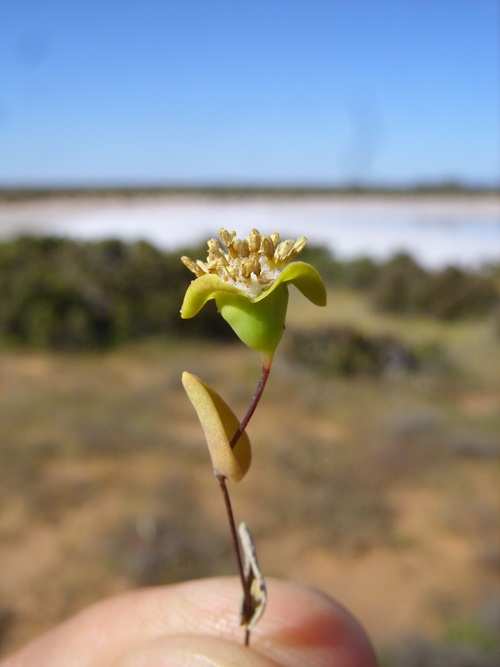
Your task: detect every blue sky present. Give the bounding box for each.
[0,0,498,187]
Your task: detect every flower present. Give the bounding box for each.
[181,228,327,366]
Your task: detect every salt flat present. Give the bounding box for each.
[0,194,498,267]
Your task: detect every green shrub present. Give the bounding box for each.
[371,253,499,319]
[341,256,382,290]
[0,236,232,350]
[426,266,499,320]
[287,325,418,377]
[371,253,431,314]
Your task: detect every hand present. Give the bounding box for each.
[1,577,378,667]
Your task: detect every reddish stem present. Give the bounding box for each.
[230,363,271,450]
[217,474,253,645]
[220,360,273,645]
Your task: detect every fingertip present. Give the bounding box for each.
[252,579,378,667]
[113,634,279,667]
[2,577,377,667]
[158,578,377,666]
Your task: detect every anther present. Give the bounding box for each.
[219,228,236,248]
[247,229,261,253]
[240,240,250,258]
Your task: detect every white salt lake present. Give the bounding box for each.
[0,195,498,268]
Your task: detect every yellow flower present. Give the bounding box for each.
[181,228,327,367]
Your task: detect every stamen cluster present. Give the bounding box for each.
[182,228,307,298]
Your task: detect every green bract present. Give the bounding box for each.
[181,260,327,364]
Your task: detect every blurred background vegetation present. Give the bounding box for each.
[0,235,498,351]
[0,234,499,666]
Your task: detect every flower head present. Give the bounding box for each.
[182,228,307,299]
[181,228,326,366]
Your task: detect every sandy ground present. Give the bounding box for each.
[0,342,498,657]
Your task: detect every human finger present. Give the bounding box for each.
[2,577,377,667]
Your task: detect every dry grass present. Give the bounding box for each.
[0,290,499,660]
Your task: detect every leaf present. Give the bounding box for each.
[181,372,251,482]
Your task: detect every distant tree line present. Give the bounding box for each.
[300,246,499,320]
[1,182,498,203]
[0,236,498,350]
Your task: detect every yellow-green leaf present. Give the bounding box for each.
[181,371,251,482]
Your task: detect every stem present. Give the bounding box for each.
[217,474,253,646]
[230,363,271,450]
[219,361,273,645]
